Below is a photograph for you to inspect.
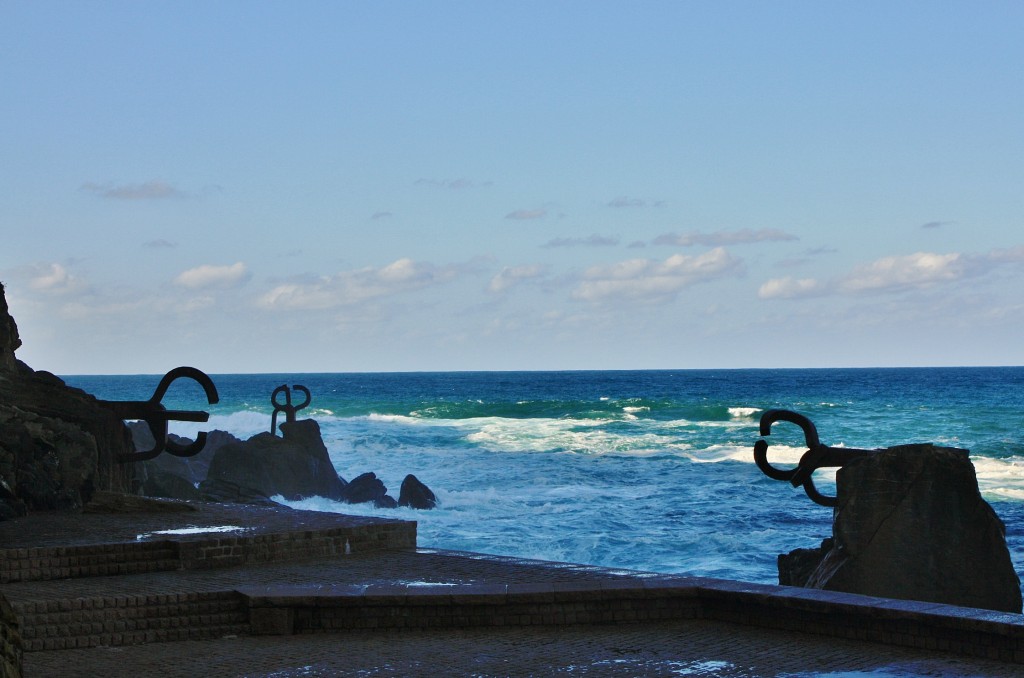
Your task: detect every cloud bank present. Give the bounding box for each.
[258,258,458,310]
[174,262,251,290]
[759,248,1024,299]
[573,247,743,303]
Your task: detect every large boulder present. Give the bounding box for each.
[788,444,1021,613]
[399,474,437,509]
[0,284,137,517]
[199,419,347,502]
[341,472,391,506]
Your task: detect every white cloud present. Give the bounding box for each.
[758,277,825,299]
[173,262,251,290]
[653,228,798,247]
[760,246,1024,301]
[488,264,546,293]
[838,252,965,293]
[26,263,86,295]
[258,258,458,310]
[572,247,743,303]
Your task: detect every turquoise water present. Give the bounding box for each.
[66,367,1024,586]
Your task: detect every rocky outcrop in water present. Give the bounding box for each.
[399,474,438,509]
[0,283,136,518]
[135,420,435,510]
[199,420,348,504]
[780,444,1021,613]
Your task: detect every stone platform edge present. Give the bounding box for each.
[0,521,417,583]
[238,573,1024,664]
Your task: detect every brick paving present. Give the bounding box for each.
[24,618,1024,676]
[4,500,1024,676]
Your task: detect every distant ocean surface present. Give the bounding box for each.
[65,368,1024,587]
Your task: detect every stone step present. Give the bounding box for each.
[0,541,179,584]
[0,518,416,583]
[12,591,247,651]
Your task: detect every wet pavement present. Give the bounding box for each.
[5,501,1023,677]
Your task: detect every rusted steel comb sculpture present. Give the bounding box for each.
[754,409,878,507]
[98,366,219,462]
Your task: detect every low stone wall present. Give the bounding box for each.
[241,577,1024,664]
[0,593,22,678]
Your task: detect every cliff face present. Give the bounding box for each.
[0,283,136,518]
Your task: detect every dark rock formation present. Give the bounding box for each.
[399,474,437,509]
[341,472,388,505]
[782,444,1021,613]
[0,284,21,373]
[199,419,347,503]
[132,424,238,501]
[0,592,21,678]
[778,538,832,588]
[0,283,136,517]
[83,490,198,514]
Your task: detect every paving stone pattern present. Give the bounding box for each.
[4,501,1024,676]
[25,619,1024,677]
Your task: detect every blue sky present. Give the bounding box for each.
[2,1,1023,374]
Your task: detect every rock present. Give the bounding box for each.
[398,474,437,509]
[778,538,832,587]
[199,419,346,503]
[0,283,21,373]
[0,284,137,517]
[797,444,1021,613]
[341,472,387,505]
[133,424,239,500]
[375,495,398,509]
[140,467,205,501]
[83,490,198,513]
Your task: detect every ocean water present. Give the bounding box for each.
[65,367,1024,587]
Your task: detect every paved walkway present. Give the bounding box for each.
[24,616,1023,677]
[5,501,1023,676]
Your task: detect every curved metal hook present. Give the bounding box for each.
[107,366,219,462]
[150,366,219,407]
[754,409,821,484]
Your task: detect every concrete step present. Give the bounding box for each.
[12,591,248,651]
[0,540,179,584]
[0,505,416,583]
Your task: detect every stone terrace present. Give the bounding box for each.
[2,499,1024,676]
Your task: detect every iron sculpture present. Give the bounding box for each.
[753,409,877,507]
[98,366,219,463]
[270,384,311,435]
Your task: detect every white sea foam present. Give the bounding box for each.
[973,456,1024,497]
[728,407,759,418]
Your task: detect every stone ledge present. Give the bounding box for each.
[237,577,1024,663]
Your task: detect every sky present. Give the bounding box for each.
[2,1,1023,374]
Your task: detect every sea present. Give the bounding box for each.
[65,367,1024,588]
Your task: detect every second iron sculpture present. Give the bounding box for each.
[753,408,879,507]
